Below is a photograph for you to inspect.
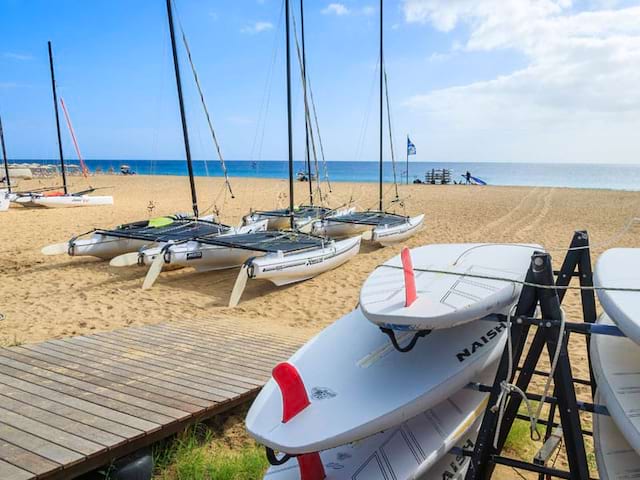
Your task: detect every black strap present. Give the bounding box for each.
[266,447,294,466]
[380,327,431,353]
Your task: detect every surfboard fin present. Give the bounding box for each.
[401,246,417,307]
[297,453,325,480]
[272,362,310,423]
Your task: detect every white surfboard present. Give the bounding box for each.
[591,313,640,455]
[246,308,507,454]
[595,248,640,345]
[594,392,640,480]
[263,372,491,480]
[360,244,542,331]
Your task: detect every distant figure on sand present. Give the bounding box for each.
[465,171,471,184]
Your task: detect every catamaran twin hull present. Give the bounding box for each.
[244,206,355,231]
[313,213,424,246]
[42,215,226,260]
[14,194,114,208]
[138,234,361,284]
[0,190,9,212]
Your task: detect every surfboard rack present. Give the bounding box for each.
[462,230,609,480]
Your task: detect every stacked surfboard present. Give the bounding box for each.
[591,249,640,480]
[246,243,542,480]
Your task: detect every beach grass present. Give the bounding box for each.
[152,405,268,480]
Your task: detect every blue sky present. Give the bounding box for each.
[2,0,639,164]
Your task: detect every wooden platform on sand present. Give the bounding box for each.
[0,318,303,479]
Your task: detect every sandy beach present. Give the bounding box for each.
[1,174,639,477]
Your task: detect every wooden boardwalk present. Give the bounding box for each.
[0,318,304,480]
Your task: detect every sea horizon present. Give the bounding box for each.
[9,158,640,192]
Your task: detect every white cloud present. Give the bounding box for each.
[322,3,350,16]
[401,0,640,163]
[240,21,274,34]
[362,5,376,16]
[2,52,33,61]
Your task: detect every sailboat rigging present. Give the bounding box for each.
[311,0,424,246]
[121,0,360,299]
[242,0,348,231]
[41,0,261,259]
[14,42,113,208]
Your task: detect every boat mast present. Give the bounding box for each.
[166,0,199,218]
[285,0,295,228]
[378,0,383,211]
[300,0,313,206]
[48,41,68,195]
[0,115,10,193]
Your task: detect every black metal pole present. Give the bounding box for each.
[166,0,199,218]
[300,0,313,206]
[378,0,383,211]
[48,41,67,195]
[0,115,11,193]
[285,0,295,229]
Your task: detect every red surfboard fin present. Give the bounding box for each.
[297,452,326,480]
[272,362,310,423]
[401,246,417,307]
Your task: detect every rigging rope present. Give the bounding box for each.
[290,8,323,205]
[176,16,234,199]
[383,64,399,201]
[59,97,90,185]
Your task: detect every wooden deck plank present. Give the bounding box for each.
[51,337,254,397]
[0,316,302,480]
[2,349,205,414]
[0,409,103,456]
[0,356,187,423]
[0,422,81,467]
[0,368,165,430]
[0,394,122,448]
[149,322,301,356]
[18,344,214,408]
[33,340,241,400]
[0,458,33,480]
[89,330,274,378]
[0,376,148,437]
[0,440,60,476]
[120,324,295,366]
[63,335,264,391]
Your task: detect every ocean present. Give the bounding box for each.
[20,159,640,192]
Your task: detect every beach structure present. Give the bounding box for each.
[424,167,451,184]
[311,0,423,246]
[14,42,113,208]
[123,0,360,297]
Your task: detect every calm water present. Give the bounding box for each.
[22,159,640,191]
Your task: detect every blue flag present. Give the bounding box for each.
[407,137,416,156]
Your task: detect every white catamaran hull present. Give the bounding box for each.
[0,190,9,212]
[372,214,425,246]
[312,219,371,238]
[136,221,269,272]
[245,207,356,232]
[45,214,219,260]
[14,194,114,208]
[249,236,361,286]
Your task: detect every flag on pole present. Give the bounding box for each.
[407,137,416,156]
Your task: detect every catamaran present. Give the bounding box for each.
[242,1,352,232]
[311,2,423,246]
[41,6,262,260]
[14,42,113,209]
[123,0,360,299]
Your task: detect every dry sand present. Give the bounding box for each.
[1,173,639,478]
